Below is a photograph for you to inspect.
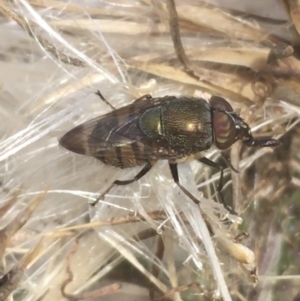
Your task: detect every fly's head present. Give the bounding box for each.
[209,96,281,150]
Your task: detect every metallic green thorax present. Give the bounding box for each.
[139,97,213,153]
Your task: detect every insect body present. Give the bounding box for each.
[59,93,280,209]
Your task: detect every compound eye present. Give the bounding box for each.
[213,111,236,150]
[209,96,234,112]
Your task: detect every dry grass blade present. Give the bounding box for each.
[184,47,270,71]
[0,1,86,67]
[99,233,168,295]
[50,19,169,35]
[166,0,199,81]
[164,230,182,301]
[78,284,121,300]
[28,73,108,115]
[0,188,48,259]
[143,0,280,44]
[176,3,282,45]
[28,0,148,18]
[61,233,121,300]
[230,143,242,213]
[0,186,22,219]
[283,0,300,36]
[149,236,165,300]
[0,238,45,301]
[128,60,253,106]
[57,210,168,232]
[154,282,211,301]
[0,188,48,258]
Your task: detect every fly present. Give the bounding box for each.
[59,91,280,212]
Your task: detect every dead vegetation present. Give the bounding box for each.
[0,0,299,300]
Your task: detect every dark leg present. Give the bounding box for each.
[96,89,152,109]
[220,152,239,174]
[90,162,153,206]
[169,163,200,205]
[169,163,215,235]
[198,157,237,215]
[133,94,152,103]
[114,162,153,185]
[95,89,116,110]
[198,157,224,192]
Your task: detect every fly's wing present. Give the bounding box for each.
[59,95,178,164]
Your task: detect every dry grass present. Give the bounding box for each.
[0,0,299,301]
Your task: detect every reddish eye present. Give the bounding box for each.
[209,96,234,112]
[213,111,236,150]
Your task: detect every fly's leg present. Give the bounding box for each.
[198,157,237,215]
[95,90,116,110]
[169,163,200,205]
[133,94,152,103]
[220,152,239,173]
[169,162,215,234]
[96,89,153,109]
[198,157,224,192]
[90,162,153,206]
[114,161,153,185]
